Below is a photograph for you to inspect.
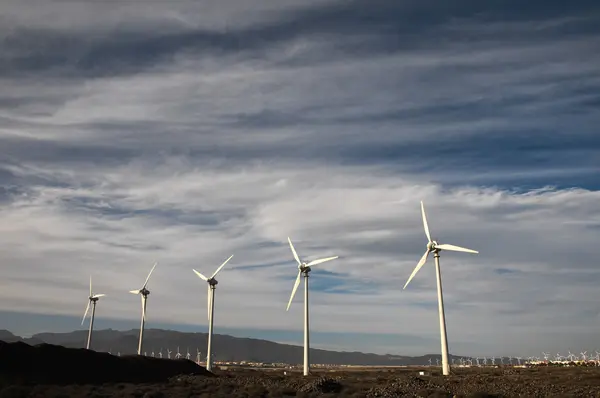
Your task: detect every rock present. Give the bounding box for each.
[299,376,343,394]
[0,340,213,386]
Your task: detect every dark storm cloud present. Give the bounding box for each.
[2,0,598,77]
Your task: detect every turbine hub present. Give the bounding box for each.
[209,279,218,286]
[140,288,150,296]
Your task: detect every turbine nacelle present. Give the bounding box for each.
[129,287,150,296]
[298,263,312,273]
[427,241,439,252]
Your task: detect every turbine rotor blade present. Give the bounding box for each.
[436,243,479,254]
[286,270,302,311]
[193,269,209,281]
[82,300,91,326]
[129,289,140,294]
[141,295,146,321]
[306,256,339,267]
[142,261,158,289]
[92,294,106,298]
[288,237,302,266]
[89,275,93,297]
[421,201,432,242]
[211,254,234,279]
[207,285,211,321]
[403,249,430,290]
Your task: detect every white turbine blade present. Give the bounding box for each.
[207,285,212,321]
[89,275,93,297]
[142,261,158,289]
[129,289,140,294]
[436,243,479,254]
[92,294,106,299]
[141,295,146,321]
[211,254,234,279]
[193,269,209,281]
[286,270,302,311]
[82,300,91,325]
[421,201,432,242]
[306,256,339,267]
[403,249,430,290]
[288,237,302,266]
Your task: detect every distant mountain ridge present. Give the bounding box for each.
[0,329,465,366]
[0,330,44,345]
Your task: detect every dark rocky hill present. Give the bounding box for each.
[0,340,212,386]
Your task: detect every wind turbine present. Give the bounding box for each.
[403,201,478,376]
[286,237,339,376]
[81,276,105,350]
[129,262,158,355]
[193,254,234,372]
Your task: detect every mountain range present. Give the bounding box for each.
[0,329,465,366]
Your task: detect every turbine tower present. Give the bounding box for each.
[81,276,105,350]
[403,201,478,376]
[129,262,158,355]
[286,237,338,376]
[193,254,234,372]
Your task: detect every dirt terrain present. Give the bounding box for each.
[2,341,600,397]
[3,366,600,397]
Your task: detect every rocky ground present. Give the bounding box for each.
[2,366,600,397]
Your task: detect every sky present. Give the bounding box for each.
[0,0,599,358]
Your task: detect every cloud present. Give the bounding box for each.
[0,0,599,357]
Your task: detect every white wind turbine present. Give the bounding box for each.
[403,201,478,376]
[129,262,158,355]
[81,276,106,350]
[193,254,234,372]
[286,237,339,376]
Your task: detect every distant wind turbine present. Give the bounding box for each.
[286,237,338,376]
[193,254,234,372]
[403,201,478,376]
[129,262,158,355]
[81,276,105,350]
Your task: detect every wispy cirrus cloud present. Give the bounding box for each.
[0,0,599,357]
